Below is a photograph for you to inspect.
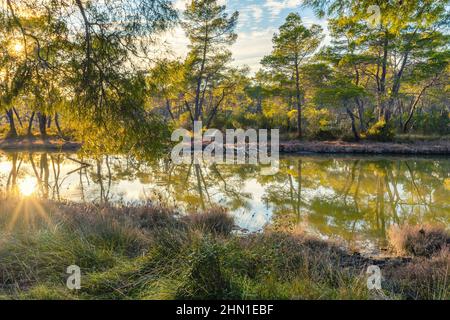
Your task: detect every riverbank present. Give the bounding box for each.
[280,140,450,155]
[1,136,449,156]
[0,136,81,152]
[0,199,447,300]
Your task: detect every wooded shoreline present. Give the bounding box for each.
[279,140,450,155]
[0,137,81,152]
[195,139,450,155]
[1,136,449,155]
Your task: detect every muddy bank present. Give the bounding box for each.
[0,136,81,152]
[280,140,450,155]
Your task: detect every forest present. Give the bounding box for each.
[0,0,448,153]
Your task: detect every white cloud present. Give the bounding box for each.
[173,0,188,11]
[230,28,276,73]
[161,26,275,74]
[162,25,190,59]
[237,4,264,27]
[251,5,263,23]
[264,0,303,17]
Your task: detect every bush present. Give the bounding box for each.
[364,119,394,142]
[411,109,450,135]
[388,224,449,257]
[340,132,359,142]
[310,129,339,141]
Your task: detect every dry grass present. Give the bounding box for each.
[388,224,449,257]
[385,249,449,300]
[0,197,448,300]
[185,207,235,236]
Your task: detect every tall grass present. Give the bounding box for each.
[0,197,448,300]
[388,224,449,257]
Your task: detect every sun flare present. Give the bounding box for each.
[18,177,37,196]
[13,42,24,53]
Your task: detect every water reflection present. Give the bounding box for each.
[0,152,448,250]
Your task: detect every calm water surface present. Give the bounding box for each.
[1,152,448,251]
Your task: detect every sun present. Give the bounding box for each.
[9,41,24,55]
[18,177,37,197]
[14,42,23,52]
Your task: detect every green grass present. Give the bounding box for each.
[0,198,448,300]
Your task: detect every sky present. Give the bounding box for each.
[165,0,329,73]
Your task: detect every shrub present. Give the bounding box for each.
[340,132,359,142]
[364,119,394,142]
[310,129,339,141]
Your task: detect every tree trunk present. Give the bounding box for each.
[9,153,18,191]
[378,31,389,120]
[297,159,302,220]
[54,112,65,138]
[295,60,302,138]
[47,115,52,128]
[27,111,35,136]
[75,0,92,84]
[6,109,18,138]
[403,76,438,133]
[387,51,409,116]
[194,34,208,122]
[40,153,49,199]
[37,112,47,137]
[397,100,404,130]
[355,98,366,132]
[347,107,360,141]
[256,94,262,114]
[403,101,417,133]
[165,99,175,120]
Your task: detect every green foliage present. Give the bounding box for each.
[303,106,334,138]
[182,0,239,122]
[410,109,450,135]
[261,13,324,136]
[364,119,395,142]
[0,0,177,141]
[1,1,449,143]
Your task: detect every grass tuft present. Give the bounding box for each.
[388,224,449,257]
[186,207,235,236]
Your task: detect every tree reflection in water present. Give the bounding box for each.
[0,152,448,248]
